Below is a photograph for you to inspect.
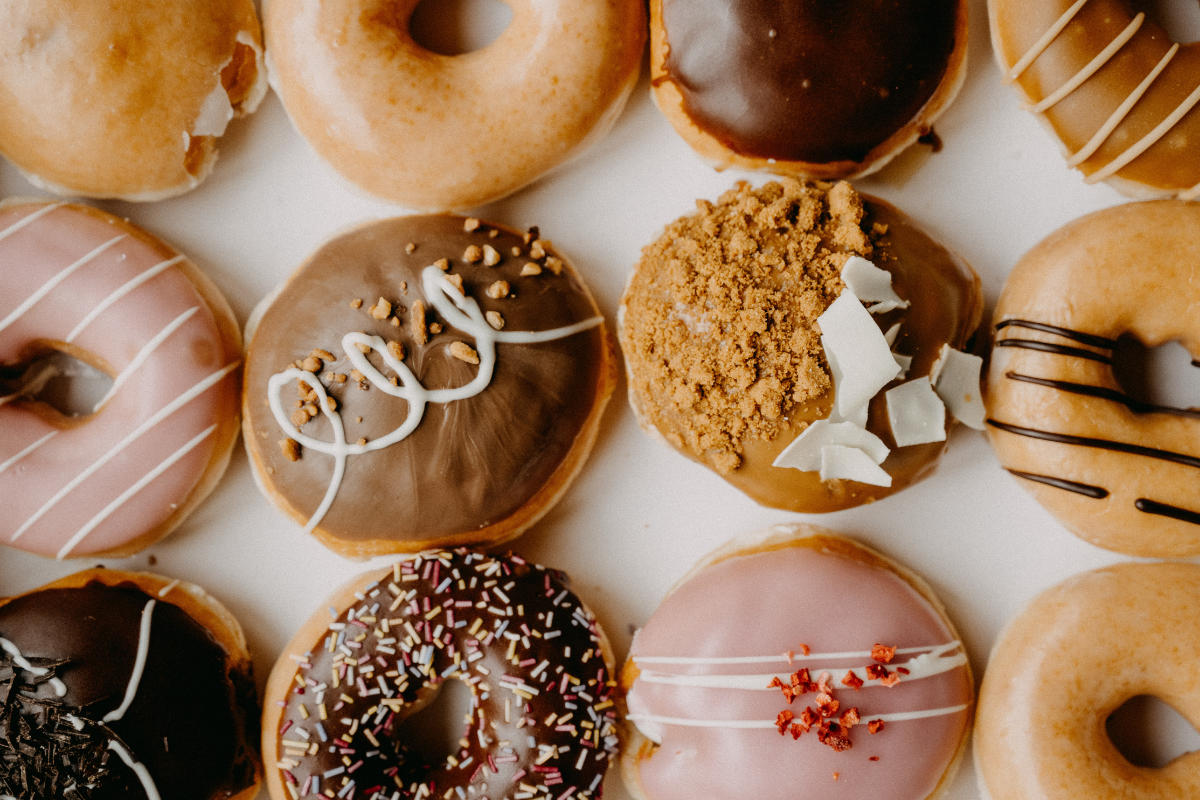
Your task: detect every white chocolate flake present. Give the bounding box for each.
[886,377,947,447]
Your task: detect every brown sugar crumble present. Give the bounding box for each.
[621,179,878,474]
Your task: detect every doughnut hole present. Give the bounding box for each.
[1106,695,1200,768]
[409,0,513,55]
[1110,336,1200,412]
[0,346,113,419]
[1132,0,1200,44]
[396,676,475,765]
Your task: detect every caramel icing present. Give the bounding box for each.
[243,215,611,551]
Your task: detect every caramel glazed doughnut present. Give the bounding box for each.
[0,0,267,201]
[263,549,619,800]
[986,200,1200,558]
[0,202,242,560]
[622,525,974,800]
[620,180,984,512]
[976,561,1200,799]
[243,214,615,557]
[0,569,262,800]
[649,0,969,179]
[264,0,646,210]
[990,0,1200,198]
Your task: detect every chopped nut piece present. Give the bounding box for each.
[523,226,539,245]
[387,341,405,361]
[355,416,363,423]
[325,396,338,411]
[445,273,464,292]
[464,217,481,232]
[370,297,392,320]
[280,439,302,461]
[429,322,443,334]
[482,245,501,266]
[350,298,363,309]
[873,223,889,236]
[434,258,450,271]
[302,356,322,372]
[463,245,483,263]
[486,311,504,330]
[302,403,318,417]
[544,256,564,275]
[357,438,367,446]
[405,242,417,254]
[488,229,498,238]
[399,281,408,294]
[293,399,303,408]
[411,301,428,344]
[390,316,400,326]
[331,373,348,384]
[450,341,480,364]
[312,349,336,361]
[511,246,522,257]
[355,342,372,354]
[486,281,509,299]
[390,376,399,386]
[350,369,366,383]
[529,240,547,259]
[521,263,542,276]
[290,408,311,426]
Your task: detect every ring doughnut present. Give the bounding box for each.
[989,0,1200,198]
[621,524,974,800]
[986,200,1200,557]
[0,568,262,800]
[975,560,1200,799]
[264,0,646,210]
[0,0,267,201]
[243,214,615,557]
[262,549,619,800]
[648,0,969,179]
[0,201,242,559]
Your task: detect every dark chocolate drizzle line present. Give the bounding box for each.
[1136,498,1200,526]
[987,419,1200,469]
[994,339,1112,364]
[1005,469,1109,498]
[1006,372,1200,419]
[994,319,1116,350]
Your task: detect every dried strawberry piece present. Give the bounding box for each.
[866,664,890,681]
[816,671,834,694]
[798,643,811,656]
[896,667,910,675]
[869,756,880,762]
[840,707,860,729]
[871,644,897,664]
[868,719,885,734]
[815,693,839,717]
[840,670,864,691]
[817,720,853,751]
[776,709,795,735]
[881,673,901,687]
[798,707,820,733]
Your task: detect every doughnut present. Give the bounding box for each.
[648,0,969,179]
[262,549,618,800]
[976,560,1200,799]
[989,0,1200,198]
[621,524,974,800]
[0,201,242,559]
[263,0,646,210]
[243,214,615,557]
[986,200,1200,557]
[0,0,267,201]
[0,568,262,800]
[619,180,983,512]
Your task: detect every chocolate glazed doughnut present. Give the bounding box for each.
[0,569,261,800]
[263,549,619,800]
[243,214,615,557]
[650,0,969,178]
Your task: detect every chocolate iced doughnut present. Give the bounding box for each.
[0,569,261,800]
[243,214,615,557]
[263,549,618,800]
[650,0,969,178]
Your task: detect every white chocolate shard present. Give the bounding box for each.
[893,352,913,379]
[819,445,893,486]
[841,256,910,314]
[773,418,889,471]
[818,287,901,421]
[930,345,985,430]
[883,322,902,347]
[886,377,947,447]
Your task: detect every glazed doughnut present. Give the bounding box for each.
[989,0,1200,198]
[621,524,974,800]
[263,549,618,800]
[620,180,983,512]
[976,561,1200,799]
[0,568,262,800]
[264,0,646,210]
[0,202,242,559]
[243,214,615,557]
[0,0,267,201]
[986,200,1200,557]
[649,0,969,179]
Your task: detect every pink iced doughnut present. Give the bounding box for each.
[0,201,241,559]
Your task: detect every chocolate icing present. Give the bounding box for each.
[273,550,617,800]
[244,215,608,546]
[659,0,959,163]
[0,582,258,800]
[1005,469,1109,499]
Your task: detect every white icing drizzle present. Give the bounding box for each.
[1005,0,1090,81]
[1084,81,1200,183]
[1030,13,1144,113]
[632,643,944,665]
[0,430,58,475]
[10,362,239,543]
[107,739,163,800]
[157,579,180,598]
[56,425,217,559]
[0,637,67,697]
[635,643,966,690]
[626,704,970,730]
[66,255,187,343]
[0,235,126,335]
[0,202,63,244]
[102,600,156,723]
[267,265,603,534]
[92,306,200,411]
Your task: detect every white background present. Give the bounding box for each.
[3,0,1200,797]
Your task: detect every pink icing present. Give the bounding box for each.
[626,539,972,800]
[0,203,236,558]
